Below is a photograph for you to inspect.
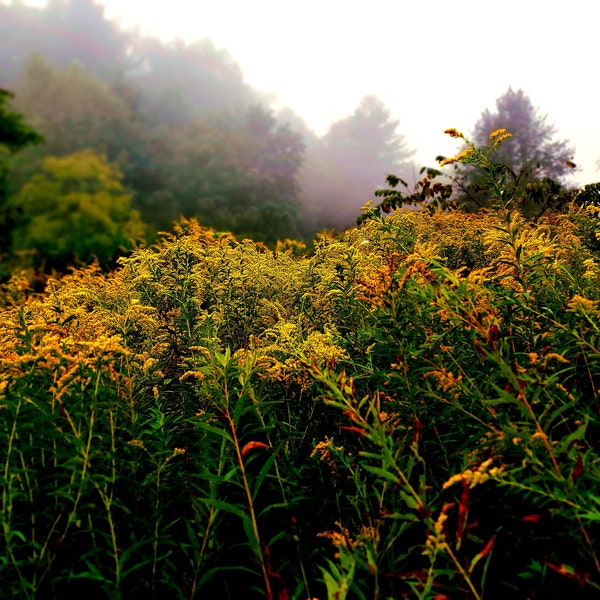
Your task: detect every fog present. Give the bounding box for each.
[1,0,597,247]
[97,0,600,187]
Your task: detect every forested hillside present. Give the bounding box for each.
[0,0,418,270]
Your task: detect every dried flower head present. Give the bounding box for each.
[444,128,464,139]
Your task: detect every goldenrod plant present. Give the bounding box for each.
[1,131,600,598]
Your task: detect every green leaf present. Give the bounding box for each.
[361,464,399,485]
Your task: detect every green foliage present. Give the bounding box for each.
[0,87,44,262]
[11,54,138,161]
[10,150,145,270]
[358,168,453,223]
[2,130,600,599]
[0,89,44,154]
[364,127,578,222]
[6,54,308,243]
[152,106,307,241]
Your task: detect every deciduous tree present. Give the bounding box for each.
[12,54,135,159]
[11,150,144,269]
[157,106,306,242]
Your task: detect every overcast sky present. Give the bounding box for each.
[30,0,600,185]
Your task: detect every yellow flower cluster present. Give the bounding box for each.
[311,436,343,470]
[356,262,394,306]
[424,368,463,399]
[444,128,464,139]
[568,294,600,318]
[443,458,503,489]
[317,521,357,556]
[252,322,347,389]
[439,146,476,167]
[0,269,34,307]
[424,504,451,555]
[488,128,513,151]
[582,257,600,280]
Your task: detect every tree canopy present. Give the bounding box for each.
[155,105,306,242]
[472,88,575,182]
[11,54,137,159]
[0,88,43,153]
[299,95,416,230]
[11,150,144,269]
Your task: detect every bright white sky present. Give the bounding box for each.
[23,0,600,186]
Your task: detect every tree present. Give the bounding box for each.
[457,88,576,213]
[324,95,414,185]
[8,55,160,225]
[298,95,416,230]
[12,54,136,159]
[472,88,574,180]
[0,88,44,153]
[0,87,43,254]
[11,150,145,269]
[130,37,255,125]
[155,106,307,242]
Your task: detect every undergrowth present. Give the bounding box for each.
[1,130,600,598]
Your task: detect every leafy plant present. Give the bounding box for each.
[1,130,600,598]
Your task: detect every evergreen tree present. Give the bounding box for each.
[299,95,415,230]
[455,88,576,214]
[0,88,43,153]
[0,87,43,255]
[323,95,414,187]
[472,88,575,182]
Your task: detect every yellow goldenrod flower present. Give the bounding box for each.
[568,294,600,317]
[127,439,145,448]
[444,128,464,138]
[488,128,509,140]
[440,146,476,167]
[544,353,570,364]
[442,458,499,489]
[489,129,512,150]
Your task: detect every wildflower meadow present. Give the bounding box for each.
[1,131,599,598]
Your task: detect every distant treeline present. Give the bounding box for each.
[1,0,588,277]
[0,0,417,254]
